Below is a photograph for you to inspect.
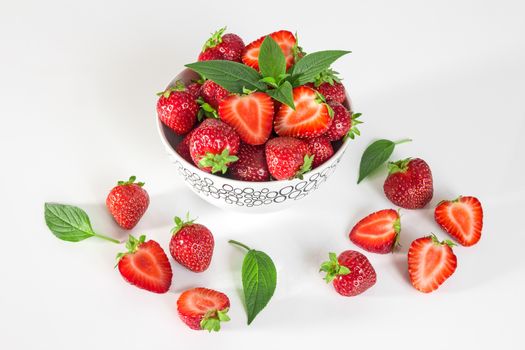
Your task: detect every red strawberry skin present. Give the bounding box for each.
[186,82,202,100]
[349,209,400,254]
[118,239,173,294]
[219,92,274,145]
[177,288,230,330]
[242,30,296,70]
[324,102,351,141]
[106,180,149,230]
[200,80,230,109]
[334,250,377,296]
[317,81,346,104]
[265,137,309,180]
[435,196,483,246]
[408,236,457,293]
[169,223,214,272]
[306,136,334,168]
[384,158,434,209]
[176,129,195,164]
[229,143,270,181]
[274,86,332,139]
[198,29,245,62]
[198,48,223,61]
[157,90,198,135]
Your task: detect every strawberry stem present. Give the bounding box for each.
[228,240,252,251]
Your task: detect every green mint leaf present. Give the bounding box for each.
[290,50,350,86]
[44,203,119,243]
[186,61,266,94]
[258,36,286,81]
[357,138,412,184]
[266,81,295,109]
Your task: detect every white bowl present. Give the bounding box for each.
[156,69,352,213]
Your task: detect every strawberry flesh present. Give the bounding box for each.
[435,196,483,246]
[177,287,230,331]
[242,30,296,71]
[349,209,400,254]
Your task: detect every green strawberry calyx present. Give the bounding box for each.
[196,97,219,121]
[117,175,145,187]
[430,233,456,248]
[387,158,412,175]
[115,234,146,265]
[344,112,363,141]
[319,252,351,283]
[200,307,231,332]
[313,91,334,118]
[199,149,239,174]
[295,154,314,180]
[313,68,341,87]
[202,27,226,52]
[392,210,402,252]
[156,81,186,98]
[171,213,196,235]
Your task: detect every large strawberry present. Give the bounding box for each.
[242,30,297,70]
[306,135,334,168]
[320,251,376,297]
[383,158,434,209]
[228,142,270,182]
[106,176,149,230]
[349,209,401,254]
[274,86,333,139]
[189,119,240,173]
[265,137,313,180]
[219,92,274,145]
[435,196,483,246]
[157,81,198,135]
[200,80,230,110]
[169,214,214,272]
[198,27,245,62]
[177,287,231,332]
[324,102,362,141]
[116,235,173,294]
[408,234,457,293]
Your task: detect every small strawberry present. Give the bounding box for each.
[177,287,230,332]
[169,214,214,272]
[116,235,173,294]
[219,92,274,145]
[200,80,230,109]
[198,27,245,62]
[157,81,199,135]
[349,209,401,254]
[324,102,363,141]
[310,69,346,103]
[408,234,457,293]
[383,158,434,209]
[435,196,483,246]
[242,30,297,71]
[106,176,149,230]
[228,143,270,182]
[320,251,376,297]
[189,118,240,173]
[265,137,313,180]
[306,135,334,168]
[176,130,195,164]
[274,86,333,138]
[186,81,202,100]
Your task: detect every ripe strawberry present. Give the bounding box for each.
[307,68,346,103]
[106,176,149,230]
[408,234,457,293]
[200,80,230,109]
[219,92,274,145]
[198,27,245,62]
[274,86,333,138]
[306,135,334,168]
[157,81,198,135]
[435,196,483,246]
[320,251,376,297]
[349,209,401,254]
[177,287,230,332]
[189,118,240,173]
[176,129,195,164]
[324,102,363,141]
[169,214,214,272]
[265,137,313,180]
[186,81,202,100]
[383,158,434,209]
[116,235,173,294]
[228,143,270,181]
[242,30,297,70]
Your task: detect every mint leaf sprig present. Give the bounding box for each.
[357,138,412,184]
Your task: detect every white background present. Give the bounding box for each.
[1,0,524,349]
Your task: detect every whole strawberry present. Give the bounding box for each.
[228,143,270,181]
[157,81,198,135]
[324,102,363,141]
[169,214,214,272]
[175,130,195,164]
[106,176,149,230]
[320,251,376,296]
[177,287,230,332]
[310,68,346,103]
[306,135,334,168]
[189,118,240,173]
[383,158,433,209]
[198,27,245,62]
[265,137,313,180]
[200,80,230,109]
[117,234,173,294]
[186,81,202,100]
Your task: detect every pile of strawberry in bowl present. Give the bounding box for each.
[156,28,361,212]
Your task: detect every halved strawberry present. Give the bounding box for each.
[349,209,401,254]
[177,287,230,332]
[408,234,457,293]
[274,86,333,138]
[117,235,173,294]
[218,92,274,145]
[435,196,483,246]
[242,30,296,71]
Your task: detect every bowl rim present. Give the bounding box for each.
[156,69,352,186]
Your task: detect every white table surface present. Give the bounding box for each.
[1,0,524,349]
